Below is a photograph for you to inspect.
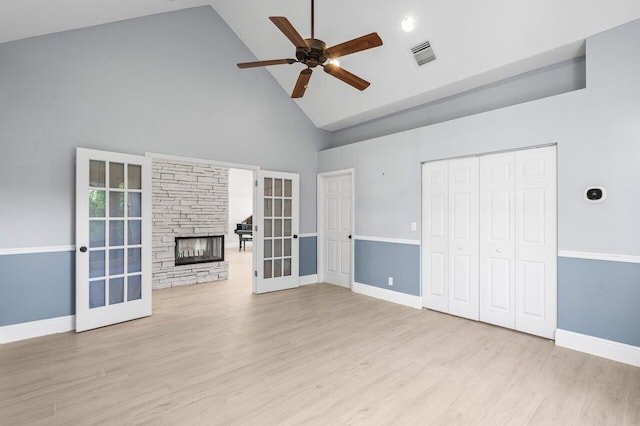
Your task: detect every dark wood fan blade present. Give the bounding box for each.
[269,17,310,51]
[323,64,370,91]
[291,68,313,98]
[325,32,383,59]
[237,59,297,69]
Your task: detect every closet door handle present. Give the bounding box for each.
[496,248,503,253]
[457,246,463,250]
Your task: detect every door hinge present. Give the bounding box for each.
[254,270,258,277]
[255,180,258,187]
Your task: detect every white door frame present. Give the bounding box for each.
[317,169,355,287]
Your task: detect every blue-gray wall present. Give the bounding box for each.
[299,236,317,277]
[319,19,640,347]
[0,251,75,326]
[558,257,640,347]
[354,240,420,296]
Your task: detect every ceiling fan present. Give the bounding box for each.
[237,0,383,98]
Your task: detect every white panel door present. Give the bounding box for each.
[254,170,299,294]
[75,148,152,332]
[321,173,352,288]
[480,152,516,329]
[514,146,557,338]
[421,161,449,313]
[448,157,479,320]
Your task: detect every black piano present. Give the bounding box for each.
[234,215,252,251]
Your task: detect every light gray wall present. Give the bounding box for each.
[320,18,640,256]
[0,6,329,249]
[329,56,586,148]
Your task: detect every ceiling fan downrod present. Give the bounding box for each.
[311,0,315,39]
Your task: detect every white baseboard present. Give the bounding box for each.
[0,315,75,344]
[555,329,640,367]
[299,274,318,286]
[352,282,422,309]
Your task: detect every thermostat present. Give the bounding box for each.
[585,187,606,203]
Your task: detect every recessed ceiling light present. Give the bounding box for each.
[401,16,416,32]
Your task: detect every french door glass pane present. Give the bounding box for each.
[284,239,291,256]
[110,249,125,275]
[284,179,292,197]
[264,178,273,196]
[274,199,282,217]
[274,259,282,278]
[89,250,105,278]
[128,275,142,301]
[274,179,283,197]
[284,219,292,237]
[274,239,282,257]
[89,161,105,187]
[110,220,125,246]
[109,163,125,189]
[264,199,272,217]
[89,280,105,308]
[109,278,125,305]
[89,221,105,248]
[89,190,106,217]
[128,165,141,190]
[128,220,141,245]
[128,248,141,273]
[264,240,272,259]
[109,192,125,217]
[264,260,272,279]
[128,193,142,217]
[264,219,272,238]
[283,258,292,276]
[284,199,292,217]
[274,220,282,237]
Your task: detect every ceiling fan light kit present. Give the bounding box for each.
[236,0,383,98]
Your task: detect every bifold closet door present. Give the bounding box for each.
[479,152,516,329]
[448,158,479,320]
[422,160,449,313]
[422,158,479,320]
[514,147,557,339]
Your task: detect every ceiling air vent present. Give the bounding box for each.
[411,40,436,66]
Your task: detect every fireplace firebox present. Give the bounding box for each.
[175,236,224,266]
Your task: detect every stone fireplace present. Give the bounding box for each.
[152,158,229,289]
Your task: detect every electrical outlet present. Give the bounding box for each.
[411,222,417,231]
[388,277,393,286]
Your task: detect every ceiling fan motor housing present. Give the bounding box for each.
[297,38,327,67]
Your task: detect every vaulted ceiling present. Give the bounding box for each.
[2,0,640,131]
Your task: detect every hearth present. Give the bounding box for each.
[175,236,224,266]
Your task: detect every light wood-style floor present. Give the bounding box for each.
[1,248,639,425]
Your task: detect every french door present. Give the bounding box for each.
[254,170,299,293]
[75,148,152,332]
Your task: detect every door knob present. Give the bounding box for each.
[79,246,87,253]
[496,248,503,253]
[293,235,298,239]
[348,235,352,239]
[457,245,463,250]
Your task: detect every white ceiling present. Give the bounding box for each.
[2,0,640,131]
